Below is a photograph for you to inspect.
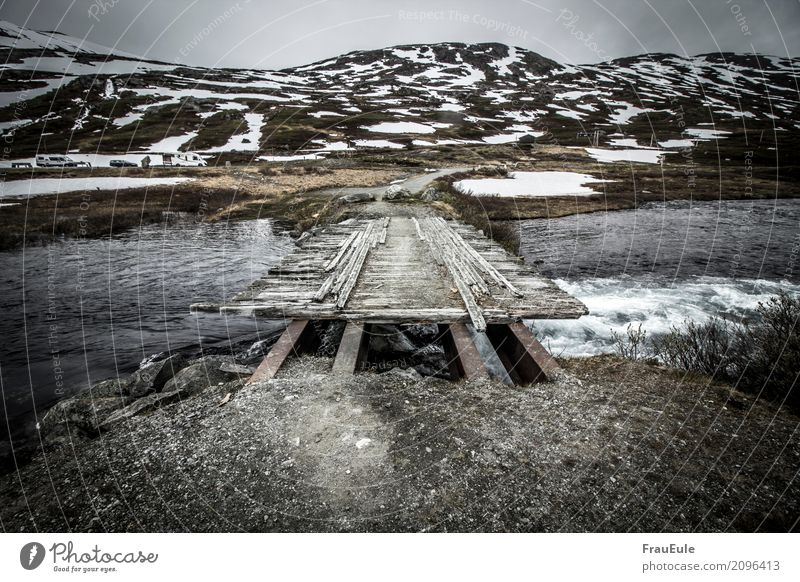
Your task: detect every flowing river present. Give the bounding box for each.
[518,198,800,355]
[0,218,294,452]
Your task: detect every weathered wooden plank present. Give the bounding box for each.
[485,323,560,384]
[432,217,523,297]
[419,218,487,332]
[332,322,369,375]
[247,320,310,384]
[325,231,359,272]
[441,323,489,381]
[196,214,588,324]
[336,222,376,309]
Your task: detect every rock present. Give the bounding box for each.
[368,324,417,354]
[100,390,184,431]
[518,134,538,145]
[79,377,130,399]
[294,231,312,246]
[219,362,255,375]
[421,187,441,202]
[161,356,239,397]
[41,396,127,444]
[240,337,279,365]
[339,191,374,204]
[128,354,188,399]
[385,184,412,200]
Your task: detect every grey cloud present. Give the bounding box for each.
[0,0,797,69]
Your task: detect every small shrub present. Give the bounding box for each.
[737,292,800,406]
[644,291,799,409]
[652,317,738,378]
[611,322,648,361]
[436,175,520,253]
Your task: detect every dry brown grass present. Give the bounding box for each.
[0,167,404,250]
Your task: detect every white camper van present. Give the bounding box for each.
[161,152,206,167]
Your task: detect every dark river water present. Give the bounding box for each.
[518,199,800,355]
[0,218,294,451]
[1,198,799,461]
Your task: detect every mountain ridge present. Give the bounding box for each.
[1,20,798,162]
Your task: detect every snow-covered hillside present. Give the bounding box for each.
[1,20,797,160]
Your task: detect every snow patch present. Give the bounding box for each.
[455,171,608,198]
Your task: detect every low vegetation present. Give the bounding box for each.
[435,170,521,254]
[613,292,800,410]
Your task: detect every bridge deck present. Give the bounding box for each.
[191,216,587,329]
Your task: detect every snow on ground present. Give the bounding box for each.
[131,87,292,107]
[310,111,345,118]
[147,131,199,152]
[491,47,519,77]
[0,177,193,198]
[608,104,655,124]
[0,118,32,133]
[258,153,326,162]
[0,77,67,107]
[583,147,669,164]
[364,121,438,134]
[659,139,695,148]
[685,128,732,139]
[112,111,144,127]
[203,113,264,153]
[547,104,585,120]
[482,130,543,145]
[439,102,465,112]
[607,138,646,148]
[352,139,405,149]
[455,171,608,198]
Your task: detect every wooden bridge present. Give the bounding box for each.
[192,212,587,385]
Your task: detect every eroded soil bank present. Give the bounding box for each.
[2,351,797,533]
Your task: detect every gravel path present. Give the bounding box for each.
[2,355,797,532]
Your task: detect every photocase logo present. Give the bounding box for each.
[20,542,46,570]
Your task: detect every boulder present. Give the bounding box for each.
[128,354,188,399]
[368,324,417,355]
[41,396,127,444]
[161,355,239,397]
[385,184,412,200]
[79,377,130,399]
[421,187,441,202]
[100,390,184,431]
[339,191,374,204]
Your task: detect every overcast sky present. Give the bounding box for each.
[1,0,798,69]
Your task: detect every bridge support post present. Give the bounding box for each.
[440,323,489,381]
[332,322,370,375]
[247,320,312,384]
[486,322,560,384]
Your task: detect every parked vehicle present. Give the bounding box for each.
[35,154,91,168]
[162,152,207,167]
[109,159,138,167]
[36,154,78,167]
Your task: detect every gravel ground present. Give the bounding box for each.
[1,355,797,532]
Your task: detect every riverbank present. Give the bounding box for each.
[1,345,797,532]
[3,143,798,251]
[0,165,403,250]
